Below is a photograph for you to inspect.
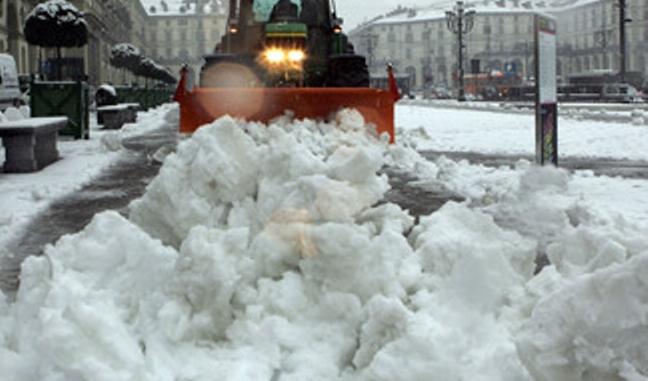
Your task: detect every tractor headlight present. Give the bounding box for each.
[264,48,286,64]
[263,48,306,65]
[288,50,305,62]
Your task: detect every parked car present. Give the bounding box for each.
[425,86,452,99]
[602,83,643,103]
[0,54,23,110]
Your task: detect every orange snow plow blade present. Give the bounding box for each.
[177,87,396,143]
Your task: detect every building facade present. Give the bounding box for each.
[350,0,648,91]
[0,0,40,74]
[351,4,539,90]
[555,0,648,81]
[144,6,227,79]
[0,0,227,86]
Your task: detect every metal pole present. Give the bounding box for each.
[458,5,465,101]
[619,0,626,83]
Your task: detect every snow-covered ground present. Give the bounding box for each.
[0,104,647,380]
[396,103,648,160]
[0,104,177,260]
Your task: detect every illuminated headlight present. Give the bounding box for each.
[288,50,305,62]
[265,49,286,64]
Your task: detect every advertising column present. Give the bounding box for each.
[535,16,558,166]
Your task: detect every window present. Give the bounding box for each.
[406,48,412,59]
[178,19,188,26]
[405,33,413,43]
[388,33,396,43]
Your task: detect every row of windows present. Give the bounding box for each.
[149,30,218,42]
[147,17,222,28]
[377,14,533,33]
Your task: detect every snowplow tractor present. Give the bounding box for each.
[175,0,396,142]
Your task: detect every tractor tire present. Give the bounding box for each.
[326,54,370,88]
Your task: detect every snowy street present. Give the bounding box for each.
[396,102,648,161]
[0,102,647,380]
[3,0,648,379]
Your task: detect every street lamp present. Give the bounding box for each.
[445,1,475,101]
[616,0,632,83]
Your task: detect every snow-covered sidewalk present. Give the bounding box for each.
[0,109,646,380]
[0,104,178,259]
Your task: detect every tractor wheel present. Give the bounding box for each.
[326,54,370,88]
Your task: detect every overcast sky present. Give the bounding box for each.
[337,0,451,30]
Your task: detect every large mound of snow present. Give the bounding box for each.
[517,254,648,380]
[1,110,647,380]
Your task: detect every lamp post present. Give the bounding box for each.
[616,0,632,83]
[446,1,475,101]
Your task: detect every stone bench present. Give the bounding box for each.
[0,117,68,173]
[97,103,139,130]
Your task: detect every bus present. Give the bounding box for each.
[463,71,525,100]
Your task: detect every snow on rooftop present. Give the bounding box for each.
[139,0,224,16]
[368,0,603,26]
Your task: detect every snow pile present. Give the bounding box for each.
[3,107,25,122]
[1,110,648,380]
[517,254,648,380]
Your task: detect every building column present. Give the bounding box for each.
[7,1,19,60]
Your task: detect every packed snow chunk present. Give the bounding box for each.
[129,116,260,246]
[299,223,416,301]
[517,254,648,381]
[518,165,569,194]
[357,203,415,236]
[546,227,629,277]
[173,225,253,340]
[99,130,122,152]
[182,117,260,203]
[485,165,575,251]
[266,175,383,224]
[411,202,537,312]
[356,299,530,381]
[327,145,383,184]
[7,212,178,380]
[352,295,411,369]
[3,107,24,121]
[18,105,30,118]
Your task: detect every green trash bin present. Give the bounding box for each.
[30,80,90,140]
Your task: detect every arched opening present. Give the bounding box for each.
[422,64,433,88]
[179,49,191,62]
[405,65,417,89]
